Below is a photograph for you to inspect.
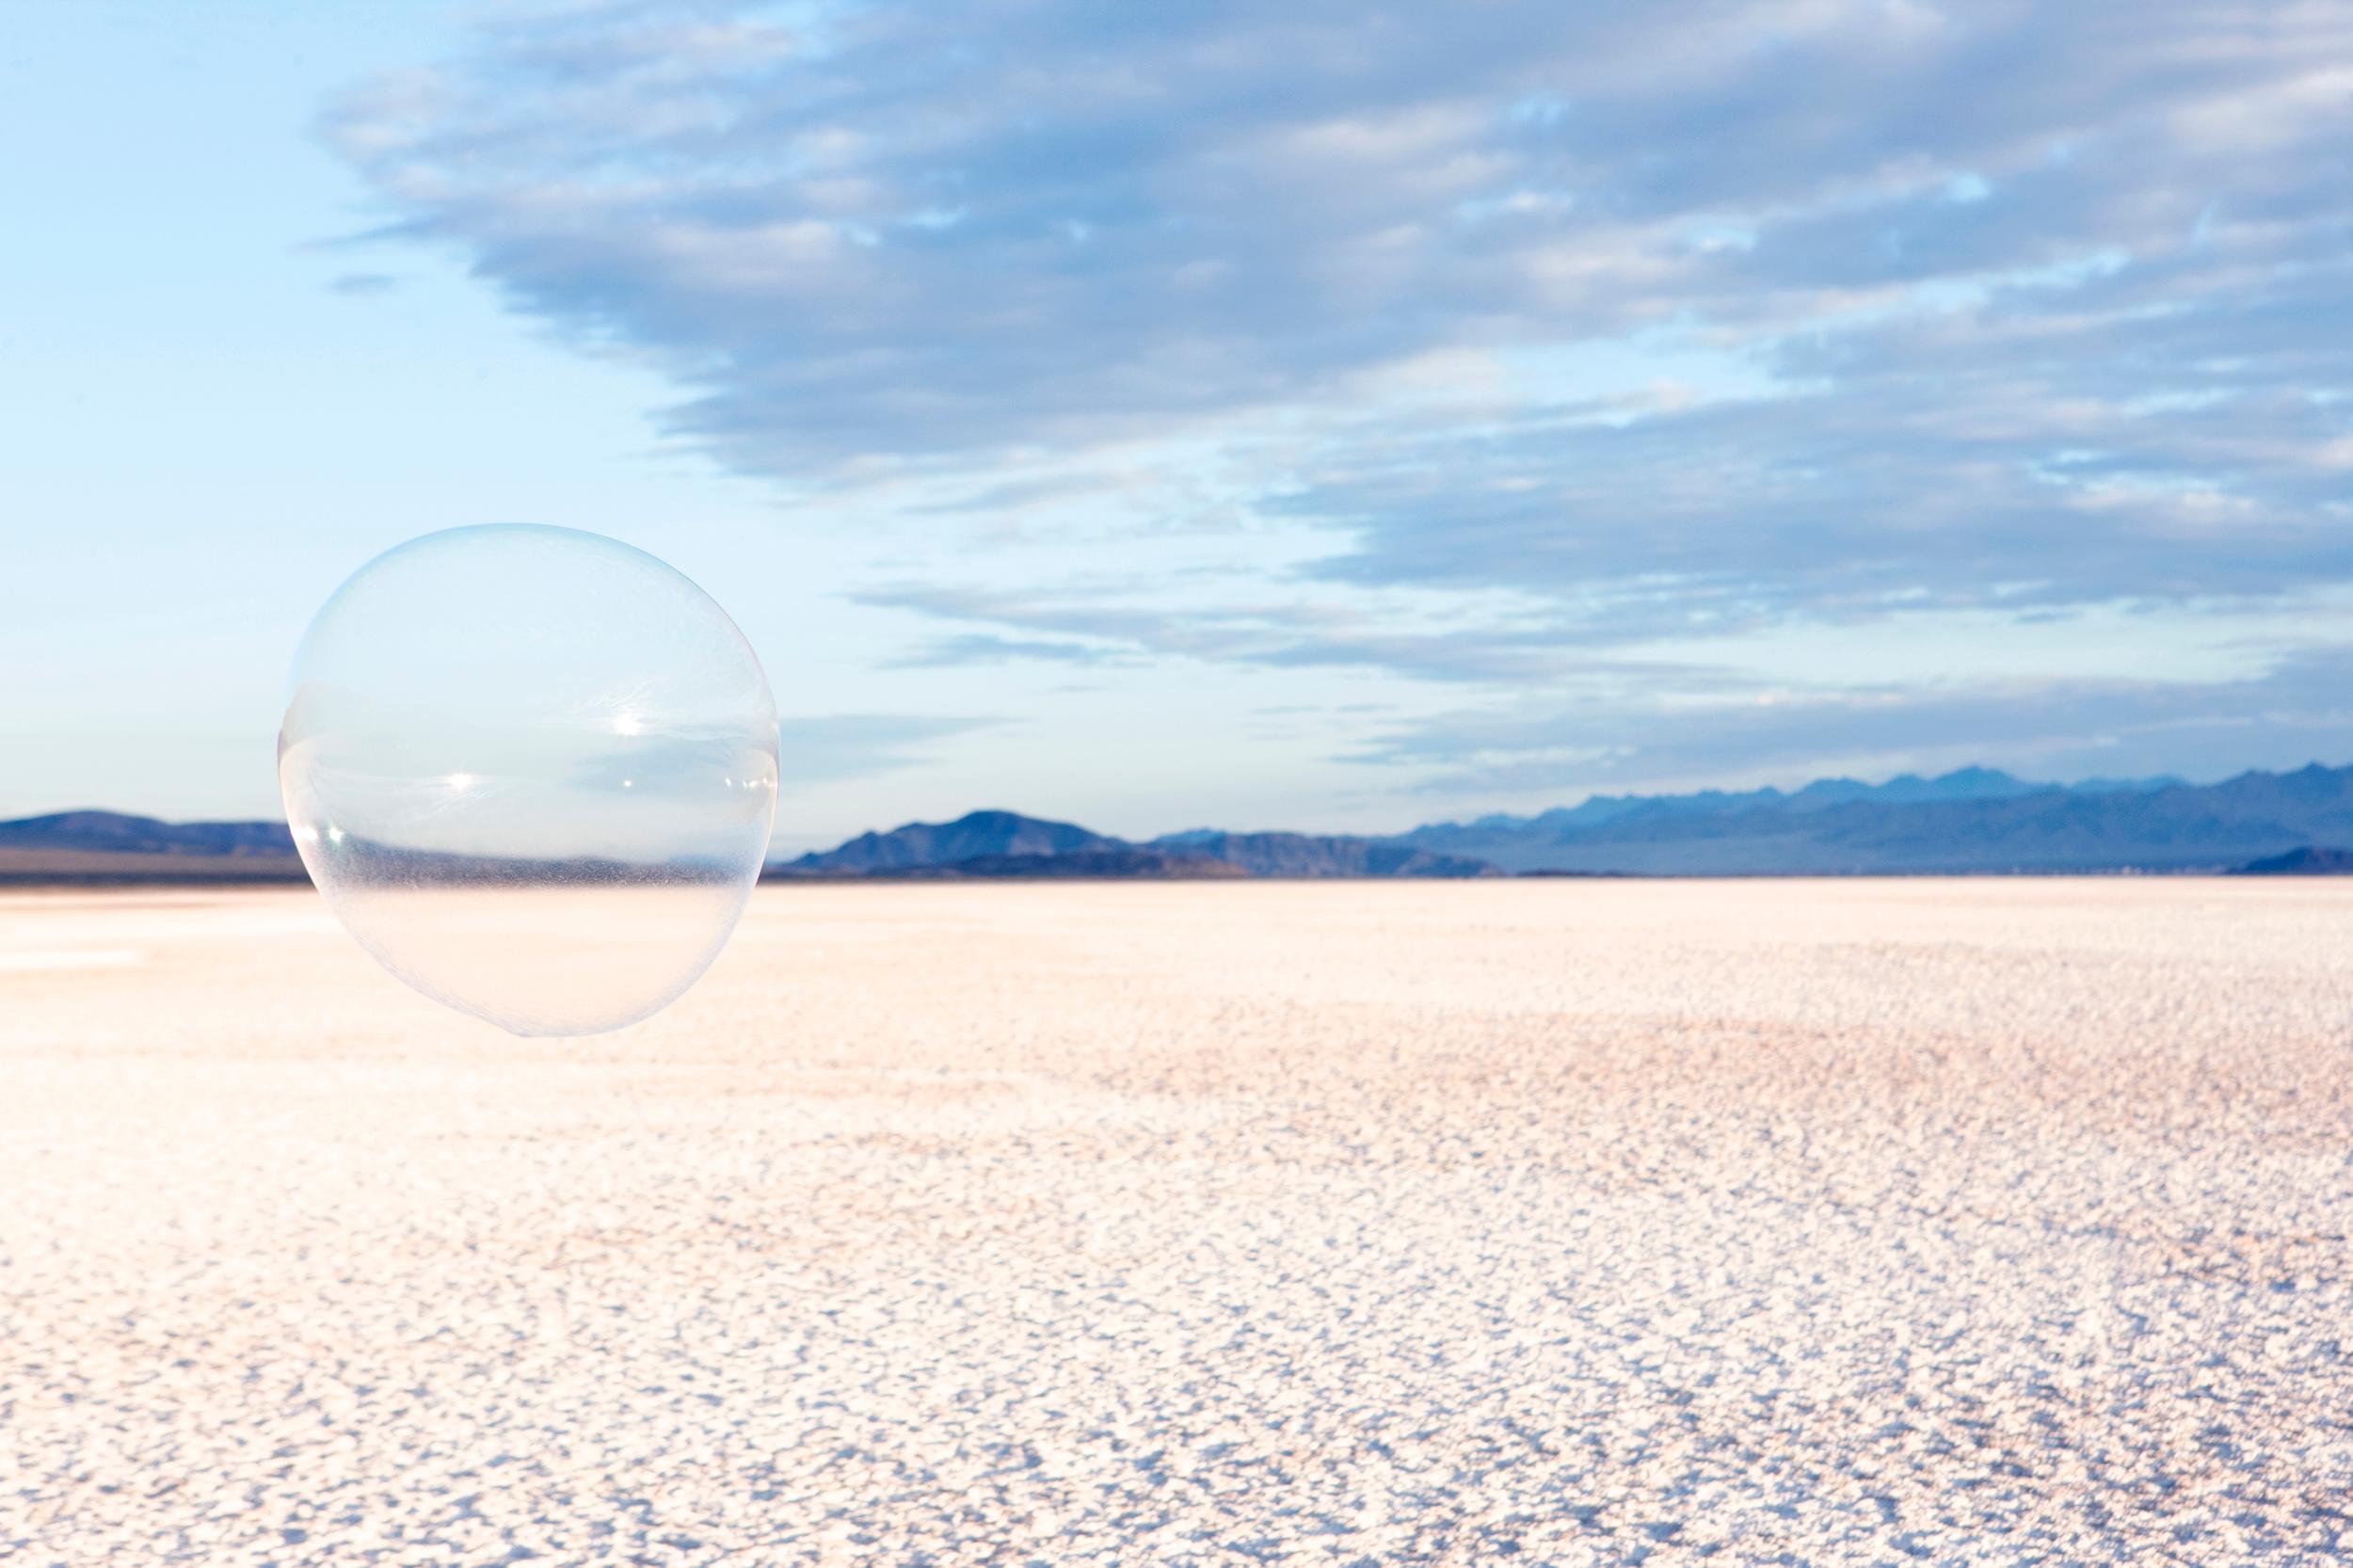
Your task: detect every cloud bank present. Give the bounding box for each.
[327,1,2353,800]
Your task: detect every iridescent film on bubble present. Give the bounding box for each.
[277,525,779,1035]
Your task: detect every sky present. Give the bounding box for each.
[5,0,2352,850]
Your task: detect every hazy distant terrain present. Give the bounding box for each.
[783,809,1497,878]
[8,882,2351,1562]
[0,810,305,884]
[781,761,2353,875]
[16,760,2353,881]
[1391,764,2303,873]
[0,809,296,859]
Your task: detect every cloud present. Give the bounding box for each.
[883,632,1136,670]
[1357,647,2353,798]
[324,1,2353,792]
[1278,280,2353,622]
[328,9,2345,413]
[855,582,1624,683]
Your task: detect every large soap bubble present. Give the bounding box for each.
[278,525,779,1035]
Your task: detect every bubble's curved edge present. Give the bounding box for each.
[279,525,695,712]
[649,530,785,872]
[274,522,783,1035]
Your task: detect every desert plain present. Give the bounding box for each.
[5,880,2353,1564]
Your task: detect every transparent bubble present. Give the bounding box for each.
[278,525,779,1035]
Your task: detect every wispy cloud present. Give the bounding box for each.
[776,713,993,783]
[884,632,1135,670]
[1361,648,2353,798]
[856,581,1625,683]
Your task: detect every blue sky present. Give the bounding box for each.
[6,1,2352,848]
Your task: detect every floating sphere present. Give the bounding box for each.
[278,525,779,1035]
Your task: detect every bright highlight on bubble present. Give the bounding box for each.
[278,525,779,1035]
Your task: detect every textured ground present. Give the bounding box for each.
[6,881,2353,1565]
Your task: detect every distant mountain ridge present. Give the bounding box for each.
[788,764,2353,877]
[13,763,2353,881]
[781,847,1251,880]
[0,809,296,856]
[792,808,1120,872]
[1144,830,1497,879]
[785,811,1493,878]
[0,810,306,885]
[1408,766,2182,848]
[1395,764,2349,874]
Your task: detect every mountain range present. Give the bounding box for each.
[13,761,2353,881]
[0,809,297,856]
[757,763,2353,876]
[1409,764,2180,846]
[0,809,306,884]
[1388,763,2352,874]
[776,810,1497,879]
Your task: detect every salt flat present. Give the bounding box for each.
[5,881,2353,1565]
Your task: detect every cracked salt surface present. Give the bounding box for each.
[4,880,2352,1564]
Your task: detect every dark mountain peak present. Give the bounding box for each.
[951,808,1055,830]
[1934,765,2018,788]
[3,808,168,839]
[773,846,1248,880]
[0,811,295,856]
[2281,762,2348,793]
[1870,767,2041,803]
[790,808,1123,872]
